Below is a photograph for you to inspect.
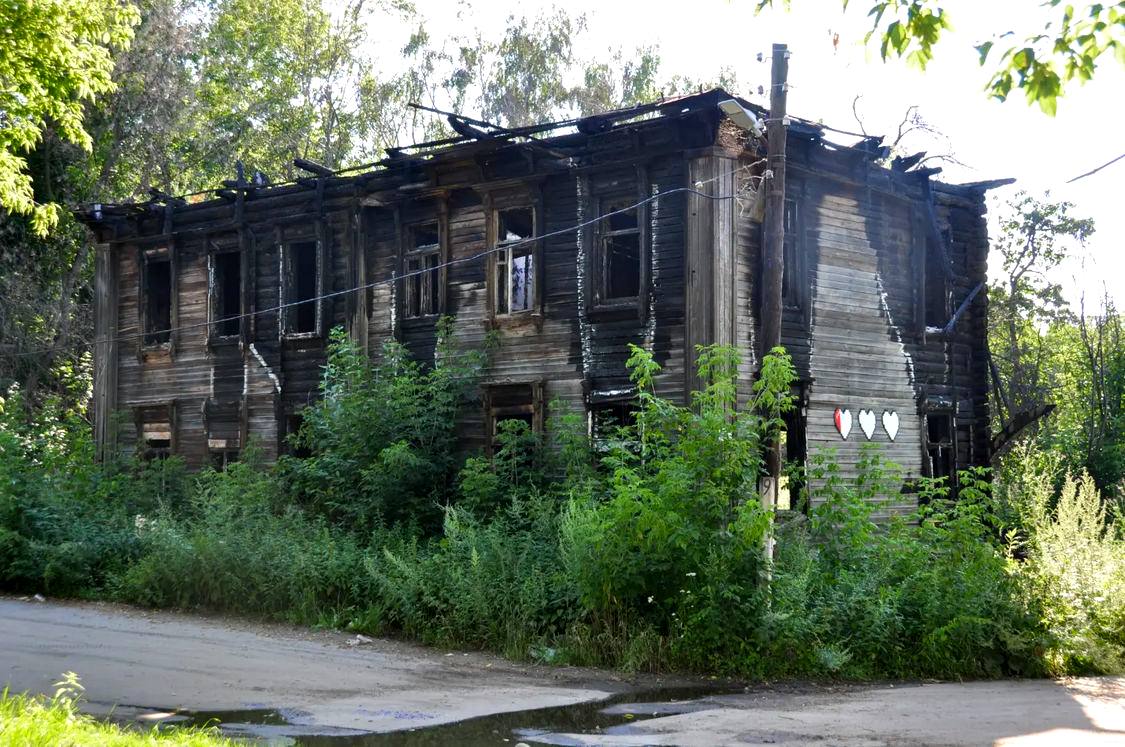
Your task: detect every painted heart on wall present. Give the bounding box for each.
[882,410,900,441]
[834,408,852,440]
[858,409,877,440]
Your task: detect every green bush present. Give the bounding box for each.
[560,345,790,671]
[280,322,486,533]
[1007,464,1125,673]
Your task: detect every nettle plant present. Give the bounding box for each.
[562,344,796,642]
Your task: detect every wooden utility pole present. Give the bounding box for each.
[759,43,789,565]
[760,42,789,361]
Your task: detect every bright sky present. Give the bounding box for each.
[369,0,1124,311]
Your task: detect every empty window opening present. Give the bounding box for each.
[590,398,639,453]
[778,392,808,511]
[143,256,172,346]
[926,411,955,484]
[404,223,440,318]
[213,251,242,337]
[495,208,535,315]
[598,197,641,302]
[285,412,312,458]
[485,382,543,453]
[284,240,319,334]
[924,243,949,328]
[210,449,240,471]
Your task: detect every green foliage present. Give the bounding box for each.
[1005,463,1125,673]
[370,492,576,658]
[560,345,790,671]
[115,456,375,623]
[3,342,1125,682]
[757,0,1125,113]
[0,0,139,234]
[280,323,486,533]
[0,674,235,745]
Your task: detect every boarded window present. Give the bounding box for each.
[926,411,955,484]
[204,399,241,452]
[137,403,173,459]
[494,207,536,315]
[283,240,319,334]
[143,251,172,346]
[404,222,441,318]
[597,197,641,302]
[213,251,242,337]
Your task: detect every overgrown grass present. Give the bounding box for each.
[2,334,1124,680]
[0,675,234,746]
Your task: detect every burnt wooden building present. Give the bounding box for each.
[81,89,1001,510]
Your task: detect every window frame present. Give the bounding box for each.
[208,240,244,343]
[488,196,542,319]
[204,397,243,460]
[135,401,176,460]
[398,211,447,322]
[924,408,956,485]
[583,166,650,316]
[483,381,545,456]
[279,234,324,339]
[139,244,176,352]
[781,197,807,312]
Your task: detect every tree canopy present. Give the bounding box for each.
[0,0,138,235]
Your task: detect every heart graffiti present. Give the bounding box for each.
[858,409,877,440]
[833,408,852,440]
[882,410,900,441]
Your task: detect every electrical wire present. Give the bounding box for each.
[1,164,765,363]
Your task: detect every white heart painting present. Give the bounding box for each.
[858,409,877,440]
[833,408,852,440]
[882,410,900,441]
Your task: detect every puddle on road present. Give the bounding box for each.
[126,685,739,746]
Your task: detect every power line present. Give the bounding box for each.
[2,169,761,363]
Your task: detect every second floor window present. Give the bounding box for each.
[494,207,535,315]
[282,240,319,335]
[404,222,440,318]
[142,248,172,347]
[597,196,641,303]
[211,250,242,338]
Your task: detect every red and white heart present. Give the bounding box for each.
[858,409,877,440]
[834,408,852,440]
[882,410,900,441]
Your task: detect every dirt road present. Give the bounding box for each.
[2,597,1123,745]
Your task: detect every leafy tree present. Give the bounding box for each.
[756,1,1125,114]
[0,0,139,235]
[988,193,1094,421]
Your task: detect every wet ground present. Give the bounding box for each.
[5,597,1125,746]
[110,685,739,745]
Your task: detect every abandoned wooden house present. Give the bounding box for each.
[80,87,1005,511]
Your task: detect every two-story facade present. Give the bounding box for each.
[81,89,1001,510]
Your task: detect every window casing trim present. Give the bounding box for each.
[485,188,544,320]
[396,200,449,323]
[138,244,177,355]
[582,165,650,317]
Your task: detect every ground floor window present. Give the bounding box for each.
[484,382,544,454]
[136,403,174,459]
[926,410,956,485]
